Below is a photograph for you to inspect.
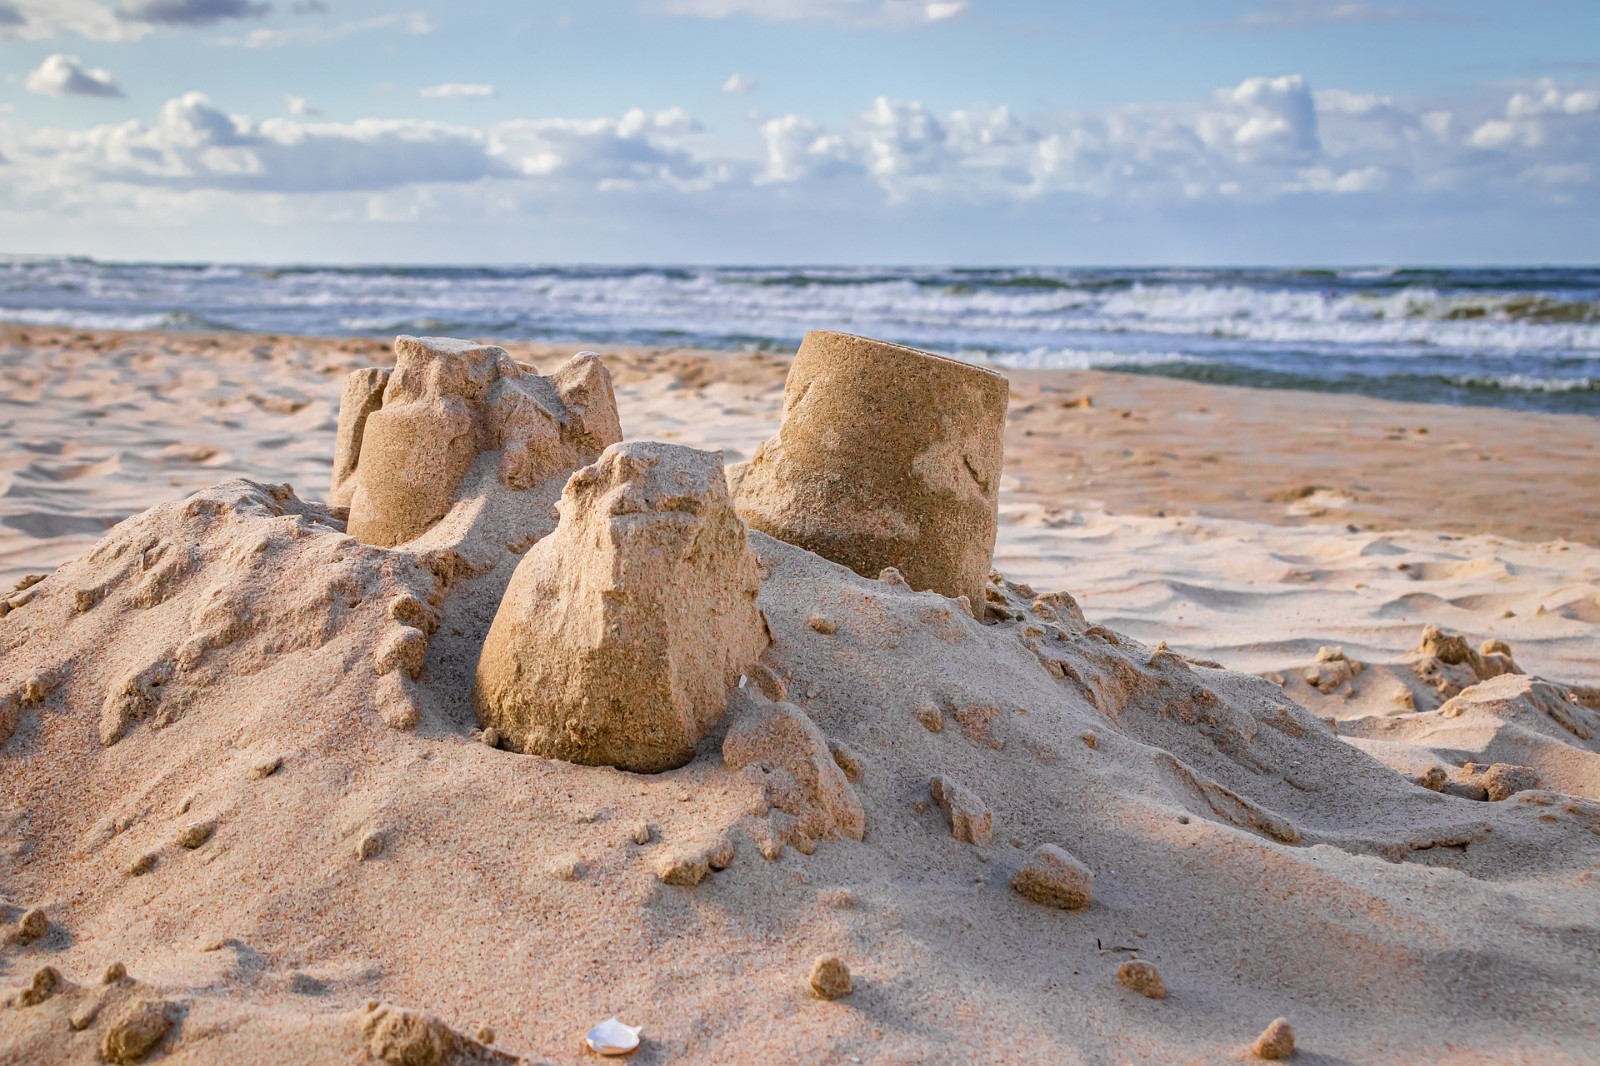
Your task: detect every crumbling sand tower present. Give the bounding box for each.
[331,335,621,547]
[732,330,1008,614]
[474,441,768,773]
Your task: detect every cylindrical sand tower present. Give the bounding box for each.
[732,330,1008,614]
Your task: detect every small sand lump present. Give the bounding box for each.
[1010,844,1092,910]
[809,956,852,1000]
[929,775,993,846]
[1253,1017,1296,1060]
[1117,959,1166,999]
[175,819,215,849]
[14,907,49,944]
[101,999,176,1064]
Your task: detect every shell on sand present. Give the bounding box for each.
[584,1017,642,1056]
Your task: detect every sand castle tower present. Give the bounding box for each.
[732,330,1008,614]
[331,335,621,547]
[475,441,768,773]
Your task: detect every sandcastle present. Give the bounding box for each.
[474,441,768,773]
[731,330,1009,614]
[6,329,1600,1063]
[331,335,622,547]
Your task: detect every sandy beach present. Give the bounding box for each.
[2,325,1599,1064]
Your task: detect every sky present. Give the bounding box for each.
[1,0,1598,265]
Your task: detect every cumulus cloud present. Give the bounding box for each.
[721,72,758,94]
[117,0,270,27]
[659,0,967,28]
[285,94,319,116]
[25,53,124,98]
[420,83,497,100]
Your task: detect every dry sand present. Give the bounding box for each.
[1,325,1598,1064]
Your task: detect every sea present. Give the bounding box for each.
[3,260,1597,416]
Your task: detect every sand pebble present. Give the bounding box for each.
[476,1026,495,1044]
[480,727,500,748]
[929,775,993,846]
[1011,844,1093,911]
[1252,1017,1295,1060]
[128,852,158,877]
[654,850,710,886]
[630,822,654,845]
[809,956,852,1000]
[14,907,49,944]
[808,615,837,635]
[828,740,865,781]
[549,854,586,881]
[355,832,384,861]
[101,999,176,1064]
[70,1000,102,1031]
[819,887,856,909]
[103,962,128,984]
[18,965,60,1007]
[914,705,944,733]
[175,819,215,849]
[250,755,283,779]
[1117,959,1166,999]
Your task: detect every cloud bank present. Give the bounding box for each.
[0,73,1594,260]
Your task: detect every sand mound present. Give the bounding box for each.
[4,343,1600,1063]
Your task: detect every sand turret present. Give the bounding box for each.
[331,335,621,547]
[731,330,1007,614]
[474,441,768,773]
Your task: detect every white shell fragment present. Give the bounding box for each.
[585,1017,642,1056]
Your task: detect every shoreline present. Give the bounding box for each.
[5,323,1597,545]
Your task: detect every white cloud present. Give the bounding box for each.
[215,11,430,46]
[285,94,319,116]
[658,0,967,29]
[25,53,123,98]
[420,83,497,100]
[0,0,146,41]
[721,72,758,94]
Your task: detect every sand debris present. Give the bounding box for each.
[808,956,853,1000]
[12,907,49,945]
[929,774,993,845]
[1010,844,1093,911]
[1252,1017,1296,1059]
[101,998,177,1064]
[174,819,215,849]
[1117,959,1167,999]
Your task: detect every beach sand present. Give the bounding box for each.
[2,325,1598,1064]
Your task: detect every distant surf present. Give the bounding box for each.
[3,259,1596,415]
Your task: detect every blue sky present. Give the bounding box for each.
[2,0,1598,264]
